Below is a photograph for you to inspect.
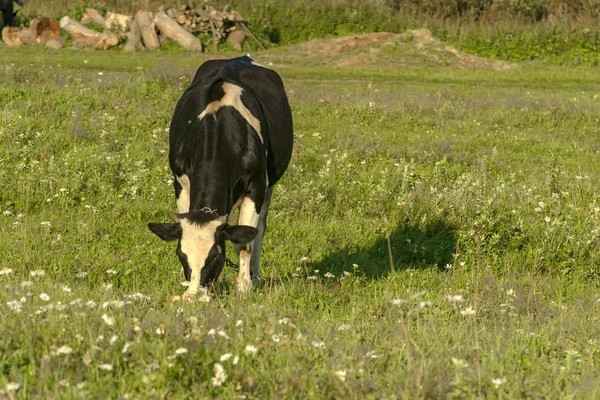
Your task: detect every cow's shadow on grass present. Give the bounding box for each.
[303,219,457,279]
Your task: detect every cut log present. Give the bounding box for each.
[18,29,37,45]
[95,31,119,50]
[124,18,144,52]
[45,37,66,49]
[176,14,186,24]
[134,11,159,50]
[227,29,246,51]
[104,12,131,32]
[81,8,105,27]
[154,11,202,51]
[60,16,101,47]
[28,17,60,44]
[2,27,22,46]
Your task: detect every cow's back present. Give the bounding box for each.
[182,57,293,187]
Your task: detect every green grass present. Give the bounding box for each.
[1,46,600,399]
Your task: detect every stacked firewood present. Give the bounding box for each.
[166,5,243,35]
[164,5,263,52]
[0,5,263,52]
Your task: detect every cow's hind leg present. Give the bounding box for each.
[235,195,262,292]
[250,187,272,281]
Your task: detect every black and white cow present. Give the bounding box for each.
[148,56,293,298]
[0,0,23,28]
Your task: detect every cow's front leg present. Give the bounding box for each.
[236,196,260,292]
[183,268,202,301]
[250,187,273,280]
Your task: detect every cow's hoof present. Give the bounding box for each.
[182,290,197,302]
[237,279,252,293]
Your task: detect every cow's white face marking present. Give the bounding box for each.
[176,174,190,213]
[180,218,224,296]
[197,82,263,143]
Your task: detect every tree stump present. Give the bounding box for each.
[154,11,202,51]
[2,27,22,46]
[134,11,159,50]
[29,17,60,44]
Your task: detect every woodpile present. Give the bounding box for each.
[164,5,264,52]
[0,4,263,52]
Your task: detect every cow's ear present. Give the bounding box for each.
[148,223,182,242]
[222,225,258,245]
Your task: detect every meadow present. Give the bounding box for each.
[1,43,600,399]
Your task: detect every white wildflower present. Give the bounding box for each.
[0,267,13,276]
[174,348,188,355]
[6,382,21,391]
[491,376,507,388]
[57,345,73,355]
[220,353,232,362]
[451,357,469,368]
[233,355,239,365]
[447,295,464,303]
[98,363,113,371]
[211,363,227,386]
[122,342,133,353]
[244,345,258,355]
[101,313,115,326]
[30,269,46,277]
[39,293,50,301]
[335,370,347,382]
[312,340,326,350]
[460,307,476,316]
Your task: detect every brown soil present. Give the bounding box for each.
[294,29,516,70]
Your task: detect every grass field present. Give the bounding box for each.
[1,45,600,399]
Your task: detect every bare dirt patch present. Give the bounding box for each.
[290,29,516,70]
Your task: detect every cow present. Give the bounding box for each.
[0,0,23,28]
[148,56,293,299]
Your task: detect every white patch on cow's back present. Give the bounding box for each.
[180,218,224,295]
[197,82,263,143]
[250,60,267,68]
[176,175,190,213]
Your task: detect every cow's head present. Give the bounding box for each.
[148,211,257,287]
